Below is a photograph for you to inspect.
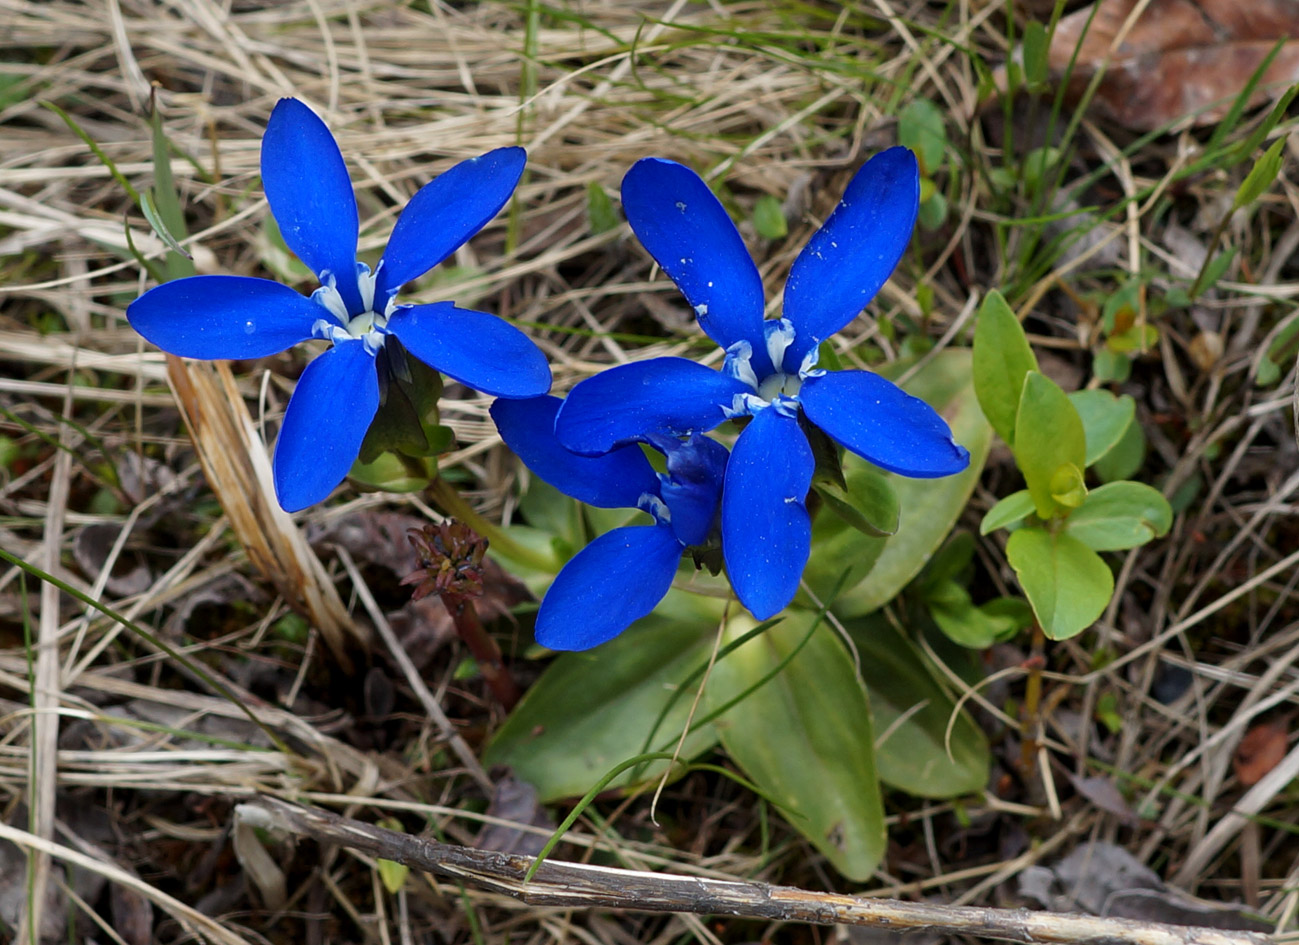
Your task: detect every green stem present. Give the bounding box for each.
[428,478,553,573]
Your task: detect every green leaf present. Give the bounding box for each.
[1006,528,1113,640]
[917,190,948,231]
[1064,481,1172,551]
[972,291,1038,445]
[1255,356,1282,387]
[484,607,722,800]
[920,531,975,588]
[357,345,448,463]
[1093,415,1146,483]
[752,193,788,240]
[375,819,410,893]
[1068,389,1135,466]
[1022,20,1049,88]
[846,613,989,795]
[347,451,433,494]
[1190,246,1238,299]
[898,98,946,174]
[707,613,885,880]
[140,191,192,262]
[981,489,1036,535]
[815,465,899,537]
[1022,146,1061,192]
[831,350,992,616]
[1092,348,1131,384]
[1013,372,1087,519]
[928,582,1030,649]
[586,181,619,235]
[1233,136,1288,211]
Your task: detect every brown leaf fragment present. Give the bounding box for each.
[1066,773,1141,825]
[72,522,151,598]
[1043,0,1299,130]
[476,772,555,857]
[1233,719,1289,786]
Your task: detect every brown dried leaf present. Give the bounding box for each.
[72,523,151,598]
[1046,0,1299,130]
[1233,719,1289,786]
[476,772,555,857]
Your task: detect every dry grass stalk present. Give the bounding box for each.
[165,356,367,668]
[240,797,1268,945]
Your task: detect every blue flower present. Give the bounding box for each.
[127,98,551,511]
[553,149,970,619]
[491,396,728,650]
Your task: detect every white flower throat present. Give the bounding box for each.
[723,318,819,416]
[311,263,395,354]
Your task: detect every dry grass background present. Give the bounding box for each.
[2,0,1299,943]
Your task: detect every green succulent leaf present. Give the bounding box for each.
[972,290,1038,446]
[707,612,884,880]
[830,350,992,616]
[981,489,1036,535]
[846,613,990,795]
[1006,527,1113,640]
[815,465,899,538]
[1013,372,1087,519]
[484,605,722,801]
[752,193,788,239]
[1068,389,1136,466]
[1064,481,1173,551]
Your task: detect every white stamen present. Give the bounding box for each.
[797,345,821,378]
[723,340,759,391]
[638,494,671,526]
[312,274,350,325]
[764,318,796,375]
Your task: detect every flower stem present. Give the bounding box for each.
[444,596,520,711]
[1019,621,1046,775]
[403,520,522,712]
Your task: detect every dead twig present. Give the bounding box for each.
[237,797,1269,945]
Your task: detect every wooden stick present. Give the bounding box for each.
[237,797,1270,945]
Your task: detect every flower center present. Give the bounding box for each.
[311,263,394,353]
[756,372,802,402]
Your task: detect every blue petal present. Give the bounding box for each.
[535,525,683,650]
[127,275,321,359]
[491,396,660,508]
[386,302,550,398]
[782,147,919,370]
[799,369,970,477]
[622,158,767,359]
[655,433,728,547]
[373,147,526,302]
[273,339,379,512]
[554,357,750,455]
[261,98,363,314]
[721,407,813,620]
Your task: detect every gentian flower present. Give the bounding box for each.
[127,98,550,511]
[491,396,728,650]
[554,149,969,619]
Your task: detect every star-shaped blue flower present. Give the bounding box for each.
[127,98,551,511]
[553,149,970,619]
[491,396,727,650]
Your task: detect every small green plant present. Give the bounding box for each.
[972,291,1172,640]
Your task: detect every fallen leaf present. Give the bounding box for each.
[1041,0,1299,130]
[72,523,152,598]
[476,772,555,857]
[1067,773,1141,826]
[1020,841,1270,930]
[1233,719,1289,786]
